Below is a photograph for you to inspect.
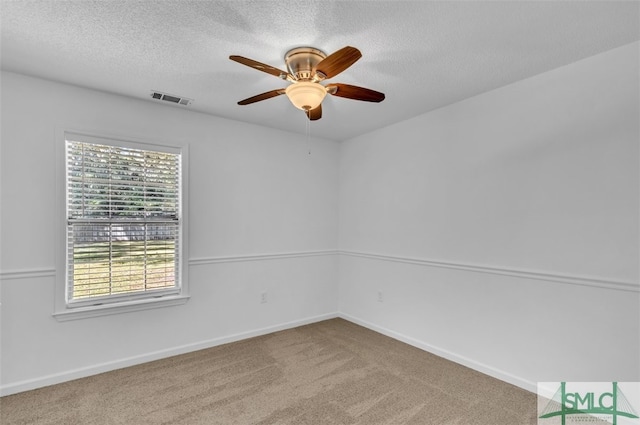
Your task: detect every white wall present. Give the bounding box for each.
[0,72,340,395]
[339,42,640,391]
[2,41,638,397]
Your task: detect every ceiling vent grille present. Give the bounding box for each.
[150,91,192,106]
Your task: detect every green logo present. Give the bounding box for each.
[539,382,639,425]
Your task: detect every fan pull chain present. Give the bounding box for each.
[305,110,311,155]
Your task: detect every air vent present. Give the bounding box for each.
[150,91,192,106]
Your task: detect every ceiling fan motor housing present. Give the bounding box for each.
[285,47,327,81]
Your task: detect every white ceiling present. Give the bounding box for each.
[1,1,639,141]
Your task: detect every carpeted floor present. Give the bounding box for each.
[1,318,537,424]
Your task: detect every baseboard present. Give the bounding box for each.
[338,312,537,394]
[0,312,339,396]
[1,311,534,396]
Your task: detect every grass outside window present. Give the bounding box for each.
[71,240,176,300]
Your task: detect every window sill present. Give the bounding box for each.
[52,294,190,322]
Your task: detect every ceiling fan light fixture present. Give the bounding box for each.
[285,82,327,111]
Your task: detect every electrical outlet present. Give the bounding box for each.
[377,291,383,302]
[261,291,268,304]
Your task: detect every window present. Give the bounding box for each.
[55,132,188,320]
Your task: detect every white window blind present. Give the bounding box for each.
[65,138,182,306]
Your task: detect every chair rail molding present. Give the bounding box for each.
[188,250,339,266]
[0,268,57,281]
[339,250,639,293]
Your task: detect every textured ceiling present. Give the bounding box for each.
[1,1,639,141]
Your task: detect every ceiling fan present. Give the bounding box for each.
[229,46,385,120]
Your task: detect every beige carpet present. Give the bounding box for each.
[1,318,537,424]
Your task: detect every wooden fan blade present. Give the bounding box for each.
[237,89,286,105]
[229,55,291,79]
[326,83,385,102]
[315,46,362,79]
[306,104,322,121]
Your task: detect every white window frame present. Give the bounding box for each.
[54,130,189,321]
